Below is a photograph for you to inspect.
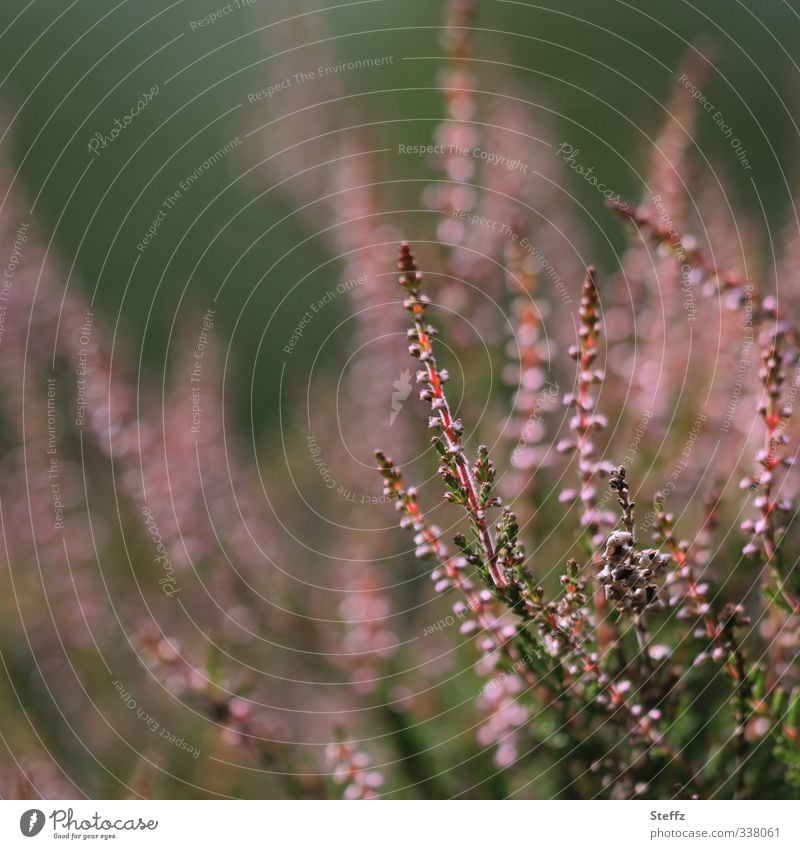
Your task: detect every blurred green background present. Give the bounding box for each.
[2,0,799,433]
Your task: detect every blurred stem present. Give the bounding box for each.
[379,700,452,799]
[633,613,653,678]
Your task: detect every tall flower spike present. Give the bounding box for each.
[741,326,799,612]
[397,243,509,589]
[654,494,716,630]
[561,266,613,545]
[502,225,558,499]
[430,0,480,267]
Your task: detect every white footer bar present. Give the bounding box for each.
[1,800,797,848]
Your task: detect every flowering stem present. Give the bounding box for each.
[560,266,611,549]
[397,243,507,589]
[744,329,800,613]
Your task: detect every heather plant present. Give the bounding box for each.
[374,236,800,798]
